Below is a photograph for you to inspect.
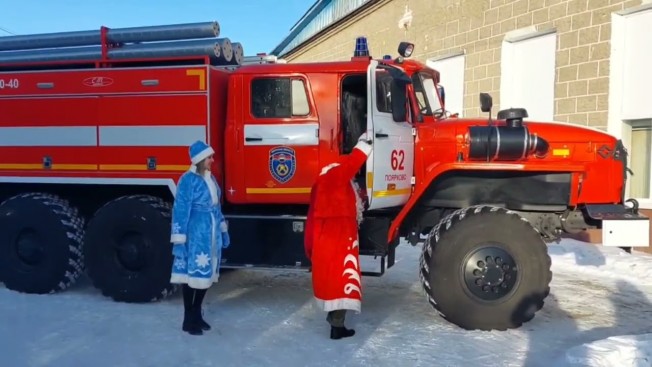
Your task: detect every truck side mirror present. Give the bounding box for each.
[437,85,446,107]
[480,92,493,113]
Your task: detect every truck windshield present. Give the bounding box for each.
[411,72,443,117]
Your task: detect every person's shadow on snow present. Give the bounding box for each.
[517,239,608,366]
[519,291,580,367]
[606,280,652,338]
[527,278,652,366]
[560,279,652,366]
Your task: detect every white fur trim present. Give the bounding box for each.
[191,146,215,165]
[211,255,220,283]
[171,274,218,288]
[351,180,365,225]
[187,277,214,289]
[320,163,340,175]
[314,297,361,313]
[170,273,189,284]
[354,140,372,156]
[202,172,219,205]
[170,233,186,244]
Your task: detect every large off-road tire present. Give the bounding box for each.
[0,192,84,293]
[83,195,176,303]
[419,205,552,331]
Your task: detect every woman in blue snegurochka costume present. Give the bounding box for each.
[170,140,230,336]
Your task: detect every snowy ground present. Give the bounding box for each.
[1,239,652,367]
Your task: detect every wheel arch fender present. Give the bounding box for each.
[388,162,585,243]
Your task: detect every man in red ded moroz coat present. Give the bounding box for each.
[304,131,373,340]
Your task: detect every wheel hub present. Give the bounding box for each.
[463,245,518,301]
[14,229,44,266]
[115,232,148,272]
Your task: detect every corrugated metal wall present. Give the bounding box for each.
[273,0,371,56]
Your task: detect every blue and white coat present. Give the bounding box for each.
[170,167,230,289]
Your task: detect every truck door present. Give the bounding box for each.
[365,60,414,210]
[240,75,319,203]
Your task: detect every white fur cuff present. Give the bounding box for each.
[354,140,372,156]
[170,233,186,244]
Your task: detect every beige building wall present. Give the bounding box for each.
[284,0,645,130]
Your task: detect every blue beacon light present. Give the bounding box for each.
[354,36,370,57]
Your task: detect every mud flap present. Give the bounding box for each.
[585,204,650,247]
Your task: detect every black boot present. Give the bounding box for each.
[193,288,211,331]
[182,285,202,335]
[330,326,355,340]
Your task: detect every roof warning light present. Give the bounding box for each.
[354,36,369,57]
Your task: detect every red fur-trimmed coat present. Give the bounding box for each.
[304,140,372,312]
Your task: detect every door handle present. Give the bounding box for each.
[375,133,389,138]
[245,137,263,142]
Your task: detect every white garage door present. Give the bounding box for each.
[500,29,556,121]
[620,9,652,120]
[608,5,652,203]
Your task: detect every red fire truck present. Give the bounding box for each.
[0,22,648,331]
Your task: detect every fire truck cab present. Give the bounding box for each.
[218,40,424,272]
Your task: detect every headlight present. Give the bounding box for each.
[398,42,414,58]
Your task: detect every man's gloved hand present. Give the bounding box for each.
[358,132,372,144]
[172,244,186,258]
[222,231,230,249]
[220,220,228,232]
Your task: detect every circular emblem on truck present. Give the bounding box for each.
[269,146,296,184]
